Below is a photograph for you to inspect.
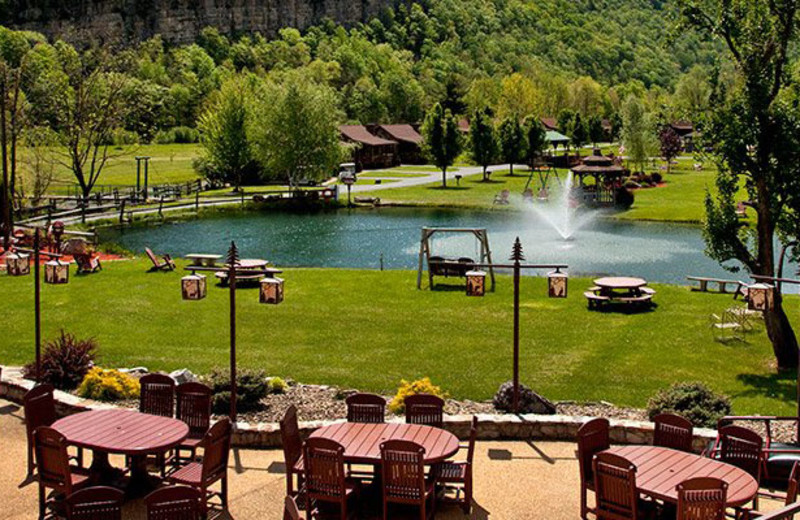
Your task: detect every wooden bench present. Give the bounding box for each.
[619,294,653,304]
[640,287,656,296]
[584,291,610,309]
[687,276,744,294]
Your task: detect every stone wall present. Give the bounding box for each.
[0,365,717,452]
[2,0,402,44]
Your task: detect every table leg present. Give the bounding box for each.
[126,454,162,498]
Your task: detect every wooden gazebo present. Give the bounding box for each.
[571,150,627,206]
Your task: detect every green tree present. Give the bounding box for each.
[621,95,654,173]
[498,117,526,176]
[524,116,547,167]
[570,113,588,152]
[469,107,499,181]
[421,103,462,188]
[249,76,343,190]
[679,0,800,368]
[196,76,254,191]
[588,115,605,147]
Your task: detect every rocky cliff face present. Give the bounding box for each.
[2,0,400,44]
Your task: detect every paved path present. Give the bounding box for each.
[350,164,513,194]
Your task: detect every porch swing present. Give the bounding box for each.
[416,227,496,290]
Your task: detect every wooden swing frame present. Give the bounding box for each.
[416,227,496,291]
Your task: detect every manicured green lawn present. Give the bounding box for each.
[1,259,794,415]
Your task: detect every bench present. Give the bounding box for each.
[687,276,744,294]
[584,291,610,309]
[640,287,656,296]
[619,294,653,305]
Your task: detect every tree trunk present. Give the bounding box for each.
[441,167,447,188]
[482,166,488,182]
[509,163,514,176]
[764,298,799,369]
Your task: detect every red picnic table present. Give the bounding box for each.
[310,422,460,465]
[53,409,188,496]
[605,445,758,507]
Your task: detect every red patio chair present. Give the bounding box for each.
[146,485,202,520]
[593,452,640,520]
[404,394,445,428]
[653,413,694,452]
[140,373,175,417]
[740,461,800,519]
[303,437,361,519]
[436,415,477,513]
[73,253,102,274]
[577,418,610,520]
[280,405,305,497]
[345,393,386,423]
[24,384,83,477]
[65,486,124,520]
[145,247,176,271]
[380,439,435,520]
[676,477,727,520]
[172,382,212,467]
[166,418,232,516]
[716,425,763,509]
[34,426,91,520]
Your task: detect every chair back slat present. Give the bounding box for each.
[345,393,386,423]
[201,419,231,485]
[66,486,124,520]
[653,413,694,452]
[381,440,427,502]
[404,394,444,428]
[34,426,74,494]
[718,425,763,481]
[467,415,478,464]
[24,384,57,435]
[577,418,610,488]
[176,382,212,438]
[304,437,347,500]
[146,485,202,520]
[139,374,175,417]
[593,452,638,520]
[676,477,727,520]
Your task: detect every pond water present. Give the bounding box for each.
[99,207,752,286]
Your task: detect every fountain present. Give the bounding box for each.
[526,172,597,240]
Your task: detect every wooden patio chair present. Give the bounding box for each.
[405,394,445,428]
[172,382,212,468]
[303,437,361,519]
[345,393,386,423]
[676,477,727,520]
[24,384,83,478]
[380,439,436,520]
[436,415,477,513]
[593,452,641,520]
[73,253,102,274]
[653,413,694,453]
[34,426,91,520]
[743,461,800,519]
[577,418,610,520]
[493,190,510,205]
[145,247,176,271]
[65,486,124,520]
[166,418,232,516]
[283,495,306,520]
[140,373,175,417]
[280,405,305,497]
[145,485,202,520]
[715,425,763,510]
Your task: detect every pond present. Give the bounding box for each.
[100,207,744,285]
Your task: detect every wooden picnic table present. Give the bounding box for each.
[53,409,188,496]
[209,258,281,283]
[586,277,655,309]
[604,445,758,507]
[310,422,460,465]
[594,277,648,291]
[185,253,222,267]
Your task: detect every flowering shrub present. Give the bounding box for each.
[22,331,96,390]
[77,368,140,402]
[388,378,447,414]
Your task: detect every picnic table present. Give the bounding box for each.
[212,258,282,284]
[604,445,758,507]
[53,409,188,496]
[185,253,222,267]
[585,277,655,309]
[310,422,460,465]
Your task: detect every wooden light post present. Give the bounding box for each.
[470,237,568,413]
[184,242,284,423]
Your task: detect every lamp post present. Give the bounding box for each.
[183,242,284,423]
[468,237,568,413]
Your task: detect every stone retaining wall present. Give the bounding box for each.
[0,366,717,452]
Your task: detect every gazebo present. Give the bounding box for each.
[571,149,627,206]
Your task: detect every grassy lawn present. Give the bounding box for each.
[360,171,430,178]
[1,258,795,415]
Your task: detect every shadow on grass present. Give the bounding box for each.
[432,283,467,292]
[589,303,659,315]
[735,370,798,404]
[426,185,471,191]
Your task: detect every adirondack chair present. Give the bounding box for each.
[145,248,176,271]
[73,253,102,274]
[493,190,510,205]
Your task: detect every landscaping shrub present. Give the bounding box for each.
[615,187,635,209]
[77,368,140,401]
[651,172,663,184]
[22,330,97,390]
[205,368,269,414]
[267,377,288,394]
[493,381,556,414]
[647,382,731,428]
[155,126,200,144]
[389,378,447,414]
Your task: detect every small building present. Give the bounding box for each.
[369,124,425,164]
[458,119,470,134]
[340,125,399,170]
[670,121,695,152]
[571,149,627,207]
[541,117,559,131]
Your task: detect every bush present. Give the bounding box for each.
[77,368,140,401]
[647,382,731,428]
[22,331,97,390]
[205,368,268,414]
[651,172,663,184]
[155,126,200,144]
[615,187,635,209]
[267,377,288,394]
[388,378,447,414]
